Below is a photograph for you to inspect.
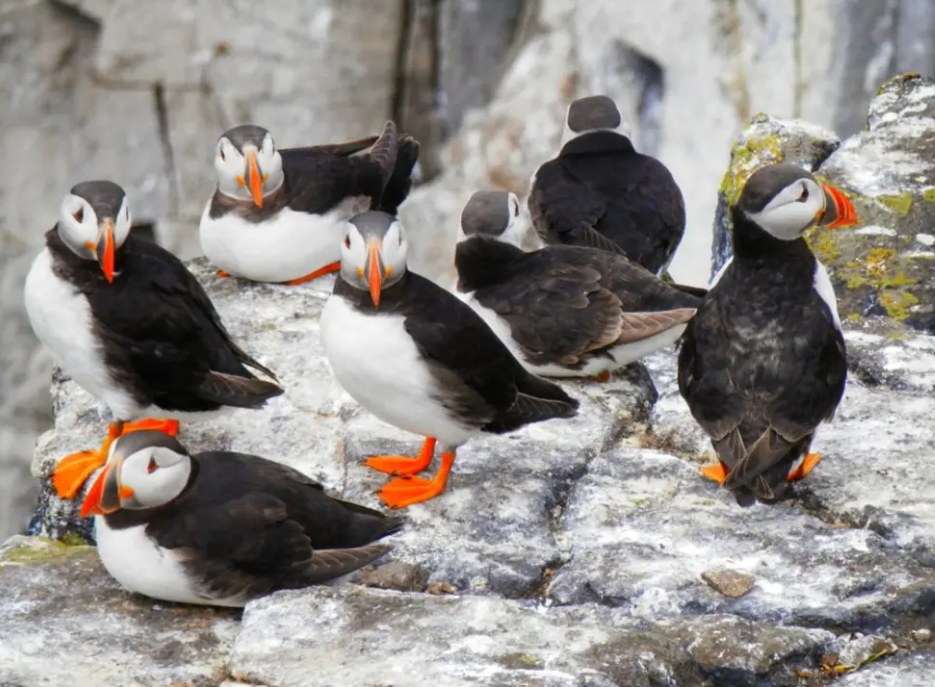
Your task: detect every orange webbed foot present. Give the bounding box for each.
[590,370,612,383]
[362,438,436,476]
[285,261,341,286]
[218,270,231,278]
[376,451,454,509]
[122,418,180,437]
[700,459,730,485]
[788,452,822,482]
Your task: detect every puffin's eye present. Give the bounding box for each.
[74,207,84,222]
[219,149,226,161]
[147,456,158,474]
[513,203,519,217]
[797,186,809,203]
[344,236,351,248]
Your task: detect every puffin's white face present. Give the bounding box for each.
[57,186,132,283]
[80,438,191,517]
[745,178,826,241]
[339,213,408,308]
[215,131,284,208]
[456,191,524,247]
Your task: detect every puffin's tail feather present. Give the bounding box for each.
[485,372,579,433]
[198,371,284,408]
[302,544,394,584]
[379,134,421,215]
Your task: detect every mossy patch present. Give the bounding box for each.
[875,193,913,217]
[719,132,784,207]
[497,652,544,670]
[921,187,935,203]
[0,537,93,565]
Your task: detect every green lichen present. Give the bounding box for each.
[0,537,92,564]
[60,532,92,546]
[880,290,919,321]
[497,653,544,670]
[875,193,913,217]
[718,132,784,207]
[922,187,935,202]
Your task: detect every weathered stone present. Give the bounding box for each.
[834,649,935,687]
[0,535,239,687]
[358,560,429,592]
[701,568,756,598]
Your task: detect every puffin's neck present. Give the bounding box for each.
[559,130,635,157]
[454,236,526,292]
[730,211,815,266]
[46,227,128,286]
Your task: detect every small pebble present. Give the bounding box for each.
[358,561,427,592]
[700,568,755,598]
[912,628,932,643]
[427,581,459,595]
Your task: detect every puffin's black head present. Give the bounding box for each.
[737,163,859,241]
[81,430,192,518]
[459,191,522,245]
[215,124,284,208]
[57,180,132,283]
[563,94,629,141]
[339,211,409,308]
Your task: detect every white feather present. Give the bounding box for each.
[320,294,478,448]
[94,517,240,606]
[199,196,369,283]
[812,258,842,330]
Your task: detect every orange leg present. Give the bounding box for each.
[285,261,341,286]
[376,450,455,509]
[590,370,612,383]
[362,437,436,476]
[52,422,123,499]
[218,270,231,278]
[700,459,730,485]
[788,452,822,482]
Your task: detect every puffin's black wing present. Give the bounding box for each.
[86,234,282,411]
[378,134,420,215]
[278,147,387,215]
[529,164,627,256]
[389,273,579,431]
[143,452,401,598]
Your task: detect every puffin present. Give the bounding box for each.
[454,190,701,381]
[200,120,420,284]
[528,94,686,274]
[320,211,580,509]
[79,430,402,607]
[677,162,858,506]
[24,180,283,502]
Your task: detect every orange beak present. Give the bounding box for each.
[95,220,115,283]
[80,460,119,518]
[237,151,265,208]
[364,240,385,308]
[820,183,859,228]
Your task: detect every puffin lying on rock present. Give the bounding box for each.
[677,162,858,506]
[528,94,686,274]
[454,190,701,381]
[24,181,283,502]
[320,211,579,509]
[80,430,401,607]
[200,121,419,285]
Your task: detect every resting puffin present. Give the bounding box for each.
[79,430,402,607]
[320,211,579,509]
[677,163,858,506]
[200,120,420,284]
[24,181,283,502]
[455,190,701,381]
[528,94,685,274]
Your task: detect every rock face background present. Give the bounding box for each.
[2,0,934,539]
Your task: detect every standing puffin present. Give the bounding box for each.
[80,430,402,607]
[528,95,685,274]
[200,121,420,284]
[24,181,283,502]
[677,163,858,506]
[455,190,701,381]
[320,211,579,509]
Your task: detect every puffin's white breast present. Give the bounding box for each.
[24,248,141,419]
[812,258,842,330]
[95,517,241,607]
[320,293,478,447]
[199,196,369,283]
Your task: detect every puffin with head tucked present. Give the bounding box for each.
[320,211,579,509]
[454,190,701,381]
[200,121,420,285]
[528,94,686,274]
[24,180,283,503]
[677,163,858,506]
[80,430,402,607]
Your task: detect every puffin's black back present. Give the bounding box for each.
[47,229,280,412]
[334,270,579,433]
[531,131,685,273]
[677,219,847,505]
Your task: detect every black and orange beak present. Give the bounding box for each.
[237,151,265,208]
[94,219,115,283]
[362,239,387,308]
[79,456,132,518]
[819,183,859,228]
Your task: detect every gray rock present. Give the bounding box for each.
[0,535,239,687]
[835,649,935,687]
[701,568,756,598]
